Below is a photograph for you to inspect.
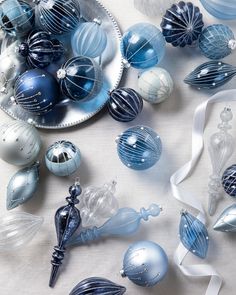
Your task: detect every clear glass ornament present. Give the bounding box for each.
[208,107,234,216]
[134,0,176,17]
[200,0,236,20]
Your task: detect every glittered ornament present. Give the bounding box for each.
[134,0,176,17]
[199,0,236,20]
[0,0,34,37]
[34,0,80,35]
[138,67,173,104]
[116,126,162,170]
[161,1,204,47]
[13,68,60,115]
[57,56,103,102]
[199,24,236,60]
[0,120,41,166]
[71,19,107,58]
[120,23,166,69]
[222,164,236,197]
[213,204,236,232]
[108,88,143,122]
[45,140,81,177]
[121,240,168,287]
[7,162,40,210]
[18,30,64,69]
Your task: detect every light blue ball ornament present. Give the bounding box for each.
[116,126,162,170]
[199,0,236,20]
[120,23,166,69]
[121,240,168,287]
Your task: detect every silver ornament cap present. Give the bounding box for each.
[213,204,236,232]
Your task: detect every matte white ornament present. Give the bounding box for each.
[138,67,174,104]
[134,0,176,17]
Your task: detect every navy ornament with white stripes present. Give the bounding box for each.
[222,164,236,197]
[116,126,162,170]
[13,68,60,115]
[108,88,143,122]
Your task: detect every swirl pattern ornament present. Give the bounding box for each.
[222,164,236,198]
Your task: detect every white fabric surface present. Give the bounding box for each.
[1,0,236,294]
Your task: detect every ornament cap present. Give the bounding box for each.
[228,39,236,50]
[57,69,67,79]
[122,59,130,68]
[120,269,126,277]
[93,18,102,25]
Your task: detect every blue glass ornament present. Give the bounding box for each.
[57,56,103,102]
[108,88,143,122]
[14,68,60,115]
[222,164,236,198]
[121,241,168,287]
[199,24,236,60]
[120,23,166,69]
[71,19,107,58]
[49,181,82,287]
[18,30,64,69]
[200,0,236,20]
[184,61,236,90]
[0,0,34,37]
[116,126,162,170]
[70,277,126,295]
[179,211,209,259]
[161,1,204,47]
[34,0,80,35]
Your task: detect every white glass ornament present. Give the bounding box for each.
[208,107,234,216]
[134,0,176,17]
[138,67,174,104]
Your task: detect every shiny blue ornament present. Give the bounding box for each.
[57,56,103,102]
[14,68,60,115]
[71,19,107,58]
[179,211,209,259]
[18,30,64,69]
[116,126,162,170]
[161,1,204,47]
[35,0,80,35]
[0,0,34,37]
[222,164,236,197]
[120,23,166,69]
[184,61,236,90]
[199,0,236,20]
[121,241,168,287]
[199,24,236,60]
[108,88,143,122]
[69,277,126,295]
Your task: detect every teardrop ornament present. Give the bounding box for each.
[213,204,236,232]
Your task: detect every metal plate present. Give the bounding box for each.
[0,0,123,129]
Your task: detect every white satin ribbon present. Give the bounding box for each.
[170,89,236,295]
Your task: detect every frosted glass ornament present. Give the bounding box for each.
[138,67,173,104]
[222,164,236,198]
[200,0,236,20]
[71,19,107,58]
[134,0,176,17]
[0,212,43,252]
[213,204,236,232]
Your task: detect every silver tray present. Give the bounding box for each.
[0,0,123,129]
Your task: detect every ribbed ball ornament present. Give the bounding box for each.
[0,120,41,166]
[108,88,143,122]
[116,126,162,170]
[222,164,236,197]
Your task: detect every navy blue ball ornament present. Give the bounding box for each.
[108,88,143,122]
[57,56,103,102]
[222,164,236,198]
[14,69,60,115]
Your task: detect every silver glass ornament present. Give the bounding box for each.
[213,204,236,232]
[45,140,81,177]
[7,162,40,210]
[0,120,41,166]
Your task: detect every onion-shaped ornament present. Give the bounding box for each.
[71,19,107,58]
[199,24,236,60]
[0,120,41,166]
[0,212,43,252]
[13,68,60,115]
[108,88,143,122]
[161,1,204,47]
[134,0,176,17]
[120,23,166,69]
[57,56,103,102]
[34,0,80,35]
[213,204,236,232]
[18,30,64,69]
[199,0,236,20]
[222,164,236,198]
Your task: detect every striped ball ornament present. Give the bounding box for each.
[108,88,143,122]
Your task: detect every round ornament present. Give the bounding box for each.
[108,88,143,122]
[121,240,168,287]
[199,0,236,20]
[199,24,236,60]
[161,1,204,47]
[222,164,236,197]
[116,126,162,170]
[57,56,103,102]
[138,67,173,104]
[34,0,80,35]
[120,23,166,69]
[13,68,60,115]
[71,19,107,58]
[45,140,81,177]
[134,0,176,17]
[0,120,41,166]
